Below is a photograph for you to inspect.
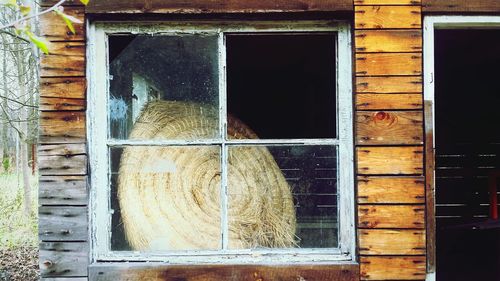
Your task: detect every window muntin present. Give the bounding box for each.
[89,21,354,263]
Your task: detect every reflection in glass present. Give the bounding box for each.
[108,35,219,140]
[110,146,222,251]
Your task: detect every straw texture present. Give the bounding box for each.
[118,100,296,251]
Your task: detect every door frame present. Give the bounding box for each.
[423,15,500,281]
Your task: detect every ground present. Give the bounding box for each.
[0,173,39,281]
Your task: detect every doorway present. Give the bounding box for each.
[425,17,500,281]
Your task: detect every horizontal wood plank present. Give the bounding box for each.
[41,42,85,77]
[38,154,87,176]
[39,206,88,241]
[423,0,500,12]
[40,242,89,277]
[358,176,425,204]
[359,229,426,255]
[356,93,423,110]
[90,263,359,281]
[40,277,89,281]
[355,30,422,52]
[357,146,424,175]
[39,176,88,206]
[40,77,86,99]
[356,111,423,145]
[356,76,422,93]
[38,144,86,156]
[39,111,86,144]
[355,0,421,5]
[40,6,85,41]
[356,53,422,76]
[86,0,353,13]
[360,256,426,280]
[40,97,86,111]
[358,205,425,229]
[355,5,421,29]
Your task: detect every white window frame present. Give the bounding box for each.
[423,15,500,281]
[87,20,354,264]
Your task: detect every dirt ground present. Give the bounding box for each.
[0,246,38,281]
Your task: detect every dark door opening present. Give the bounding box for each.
[435,29,500,281]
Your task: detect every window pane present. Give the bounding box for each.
[108,35,219,140]
[227,145,338,249]
[110,146,222,251]
[226,34,337,139]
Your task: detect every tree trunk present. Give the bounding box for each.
[1,34,9,173]
[20,133,32,215]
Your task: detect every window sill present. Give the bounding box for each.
[89,262,359,281]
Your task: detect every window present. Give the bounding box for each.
[89,21,354,263]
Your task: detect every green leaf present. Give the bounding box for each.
[19,4,31,15]
[25,31,49,54]
[79,0,89,5]
[0,0,18,8]
[54,9,82,35]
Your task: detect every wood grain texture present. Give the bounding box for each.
[38,144,87,175]
[423,0,500,12]
[357,146,424,175]
[358,205,425,228]
[355,30,422,52]
[356,76,422,93]
[38,143,86,156]
[40,42,85,77]
[356,53,422,76]
[40,277,89,281]
[359,229,426,255]
[40,77,86,99]
[355,5,421,29]
[358,176,425,204]
[355,0,421,5]
[39,111,86,144]
[40,242,89,277]
[40,97,86,111]
[356,111,423,145]
[356,93,423,110]
[86,0,353,13]
[39,206,88,241]
[90,263,359,281]
[360,256,426,280]
[424,100,436,272]
[40,6,85,41]
[39,176,87,206]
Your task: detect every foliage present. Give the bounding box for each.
[0,0,89,54]
[0,173,38,248]
[1,158,9,173]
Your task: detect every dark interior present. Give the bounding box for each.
[435,29,500,281]
[226,33,337,139]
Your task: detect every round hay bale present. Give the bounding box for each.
[118,100,297,251]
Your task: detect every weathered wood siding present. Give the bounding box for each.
[422,0,500,12]
[354,1,426,280]
[89,264,359,281]
[39,1,88,280]
[85,0,353,14]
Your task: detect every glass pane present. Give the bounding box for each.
[227,145,338,249]
[226,34,337,139]
[110,146,222,251]
[108,34,219,140]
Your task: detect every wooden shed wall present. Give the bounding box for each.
[37,0,500,280]
[354,1,426,280]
